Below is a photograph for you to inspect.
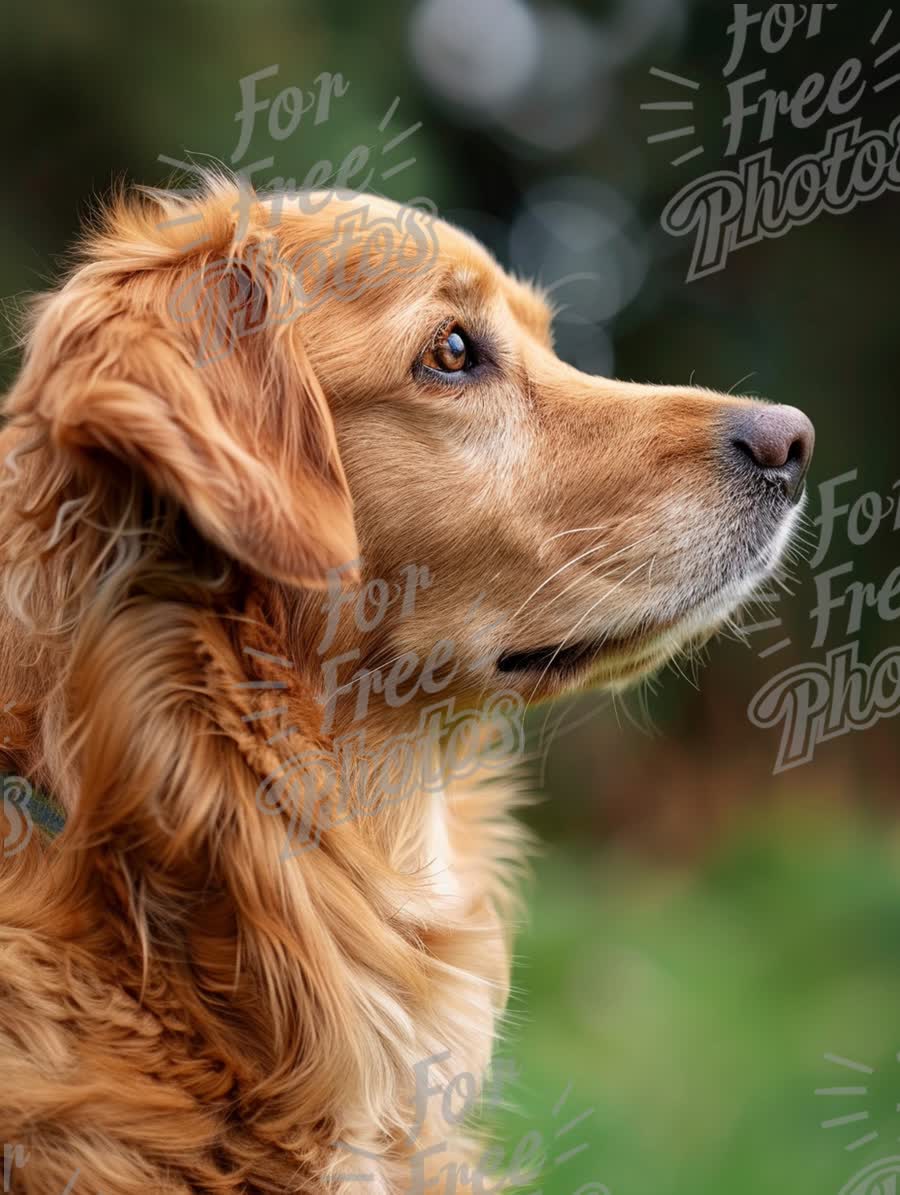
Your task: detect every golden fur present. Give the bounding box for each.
[0,179,805,1192]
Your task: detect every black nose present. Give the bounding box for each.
[727,404,815,502]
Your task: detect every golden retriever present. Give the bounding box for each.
[0,177,813,1193]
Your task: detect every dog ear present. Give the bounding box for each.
[8,221,358,589]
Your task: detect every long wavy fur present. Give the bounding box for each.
[0,178,531,1193]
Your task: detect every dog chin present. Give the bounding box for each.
[497,501,805,694]
[604,501,806,687]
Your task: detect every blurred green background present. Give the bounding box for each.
[3,2,900,1191]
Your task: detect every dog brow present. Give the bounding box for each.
[505,278,554,346]
[442,264,493,304]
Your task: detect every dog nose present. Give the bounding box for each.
[727,404,815,502]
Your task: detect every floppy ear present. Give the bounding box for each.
[8,223,358,588]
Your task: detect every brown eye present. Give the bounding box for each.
[421,326,472,374]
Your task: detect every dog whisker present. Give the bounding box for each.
[539,523,610,546]
[530,535,657,624]
[525,559,653,707]
[515,532,656,631]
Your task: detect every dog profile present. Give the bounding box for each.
[0,177,813,1192]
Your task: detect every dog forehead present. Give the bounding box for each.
[271,190,552,340]
[428,221,554,342]
[280,192,494,269]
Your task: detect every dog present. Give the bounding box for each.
[0,177,813,1193]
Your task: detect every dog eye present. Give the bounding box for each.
[421,326,473,375]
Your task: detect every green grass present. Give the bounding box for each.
[482,809,900,1195]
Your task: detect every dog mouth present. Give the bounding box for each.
[494,568,768,682]
[496,498,806,684]
[497,640,595,675]
[496,633,654,677]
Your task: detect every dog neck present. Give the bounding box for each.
[1,572,521,1162]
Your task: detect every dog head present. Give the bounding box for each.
[4,179,813,722]
[282,192,813,713]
